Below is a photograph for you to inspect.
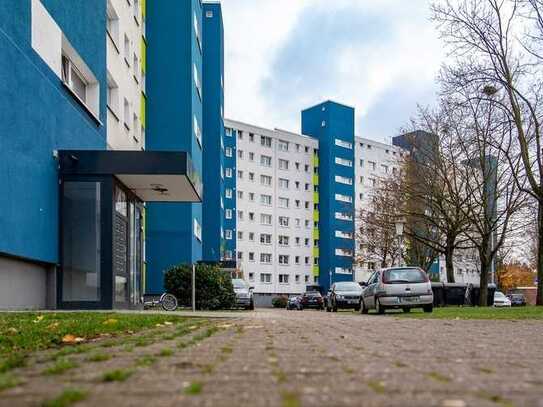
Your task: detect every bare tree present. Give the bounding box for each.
[431,0,543,303]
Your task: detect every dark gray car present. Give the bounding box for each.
[326,281,363,312]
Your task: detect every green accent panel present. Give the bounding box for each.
[312,265,320,277]
[141,0,146,17]
[313,247,320,258]
[312,154,319,167]
[141,93,146,128]
[141,37,146,73]
[312,228,320,240]
[313,191,319,204]
[313,210,319,222]
[313,174,319,186]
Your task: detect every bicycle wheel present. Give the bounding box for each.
[161,293,178,311]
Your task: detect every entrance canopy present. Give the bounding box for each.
[58,150,202,202]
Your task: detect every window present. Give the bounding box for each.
[249,152,254,161]
[249,133,255,142]
[225,168,232,178]
[295,162,300,171]
[225,128,233,137]
[295,200,301,209]
[305,275,309,283]
[279,255,290,265]
[304,238,310,246]
[237,191,243,199]
[304,164,309,172]
[225,188,232,199]
[278,235,289,246]
[335,157,353,167]
[335,212,353,221]
[295,181,300,190]
[225,147,232,157]
[369,161,376,171]
[295,275,300,283]
[260,155,272,167]
[360,159,365,167]
[335,248,354,257]
[305,220,310,228]
[295,256,300,265]
[278,197,289,208]
[249,253,255,262]
[123,98,130,130]
[260,175,272,186]
[225,209,232,219]
[260,234,272,244]
[193,11,201,52]
[279,178,289,189]
[381,164,388,173]
[237,211,244,221]
[335,230,354,239]
[62,55,88,104]
[238,231,243,240]
[260,194,272,206]
[206,10,213,18]
[335,139,353,149]
[194,115,202,147]
[249,232,255,241]
[295,218,301,228]
[278,159,289,170]
[249,193,255,201]
[305,146,309,153]
[249,212,255,221]
[279,274,289,283]
[278,140,289,151]
[260,214,272,225]
[295,237,301,246]
[279,216,289,227]
[225,250,232,260]
[106,72,119,116]
[260,136,272,147]
[305,201,309,209]
[225,230,232,240]
[237,131,243,140]
[133,114,138,140]
[305,257,310,265]
[105,2,119,45]
[133,53,139,81]
[260,273,272,283]
[193,63,202,99]
[238,149,243,159]
[335,267,352,274]
[193,218,202,241]
[335,175,353,185]
[335,194,353,203]
[305,183,310,191]
[123,34,130,64]
[260,253,272,264]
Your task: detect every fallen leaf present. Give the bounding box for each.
[164,321,173,326]
[33,315,45,323]
[155,324,164,328]
[189,325,198,330]
[47,322,59,330]
[62,334,86,344]
[103,318,119,325]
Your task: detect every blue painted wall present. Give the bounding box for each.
[0,0,106,264]
[302,101,355,292]
[145,0,203,294]
[202,2,224,262]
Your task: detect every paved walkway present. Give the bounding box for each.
[3,309,543,406]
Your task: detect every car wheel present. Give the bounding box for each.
[360,299,368,314]
[333,304,338,312]
[375,298,385,314]
[423,304,433,313]
[402,307,411,313]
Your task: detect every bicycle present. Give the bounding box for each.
[143,292,178,311]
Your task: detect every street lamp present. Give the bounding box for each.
[395,218,405,267]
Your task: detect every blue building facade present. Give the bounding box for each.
[222,127,237,262]
[202,2,225,262]
[302,101,356,293]
[145,0,204,293]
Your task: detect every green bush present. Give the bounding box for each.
[164,264,236,310]
[272,296,288,308]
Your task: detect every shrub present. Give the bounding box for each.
[272,296,288,308]
[164,263,236,310]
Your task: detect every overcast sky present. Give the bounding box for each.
[221,0,444,143]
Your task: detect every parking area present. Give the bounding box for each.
[2,309,543,406]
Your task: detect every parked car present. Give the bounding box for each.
[360,267,434,314]
[300,291,324,310]
[287,296,303,310]
[494,291,512,307]
[507,293,526,306]
[326,282,363,312]
[232,279,255,310]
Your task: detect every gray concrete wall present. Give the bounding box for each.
[0,255,54,309]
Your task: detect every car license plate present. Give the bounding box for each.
[401,297,419,303]
[348,299,357,304]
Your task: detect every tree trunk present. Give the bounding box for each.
[479,256,490,307]
[537,200,543,305]
[445,244,455,283]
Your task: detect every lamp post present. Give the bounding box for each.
[395,218,405,267]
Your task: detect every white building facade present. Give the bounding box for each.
[106,0,146,151]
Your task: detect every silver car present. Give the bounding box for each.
[360,267,433,314]
[232,279,255,310]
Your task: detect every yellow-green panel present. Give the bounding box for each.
[140,93,146,128]
[141,38,146,73]
[312,265,320,277]
[141,0,146,17]
[313,247,320,258]
[313,174,319,186]
[312,154,319,167]
[313,191,319,204]
[313,210,319,222]
[312,228,320,240]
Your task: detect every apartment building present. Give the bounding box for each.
[0,0,203,309]
[223,120,318,305]
[106,0,146,151]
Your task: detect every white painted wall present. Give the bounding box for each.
[106,0,145,151]
[226,119,317,296]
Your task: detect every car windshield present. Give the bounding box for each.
[495,292,506,299]
[334,282,361,291]
[232,279,248,289]
[511,294,524,299]
[383,268,427,284]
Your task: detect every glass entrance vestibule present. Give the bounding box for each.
[58,150,201,310]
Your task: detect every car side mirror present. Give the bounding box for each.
[249,286,255,291]
[360,281,368,287]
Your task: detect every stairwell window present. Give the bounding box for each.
[193,63,202,100]
[62,55,87,103]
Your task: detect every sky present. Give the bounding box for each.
[221,0,445,144]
